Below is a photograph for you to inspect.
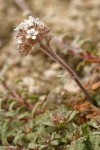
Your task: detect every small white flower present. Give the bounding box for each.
[23,24,29,31]
[29,16,35,21]
[34,18,41,26]
[14,16,45,32]
[32,36,36,39]
[26,28,38,40]
[30,28,35,33]
[18,40,22,44]
[26,30,31,34]
[16,37,22,44]
[26,34,31,39]
[34,30,38,35]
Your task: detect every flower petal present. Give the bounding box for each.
[26,34,31,39]
[32,36,36,39]
[34,30,38,35]
[31,28,35,33]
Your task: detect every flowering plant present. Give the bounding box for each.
[14,16,96,106]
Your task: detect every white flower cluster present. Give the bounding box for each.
[26,28,38,40]
[14,16,45,44]
[14,16,44,31]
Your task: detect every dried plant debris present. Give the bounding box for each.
[0,98,99,150]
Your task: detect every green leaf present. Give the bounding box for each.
[51,140,59,146]
[88,120,99,129]
[89,133,100,150]
[28,143,38,149]
[67,137,88,150]
[1,122,9,146]
[14,130,24,146]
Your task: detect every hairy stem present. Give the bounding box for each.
[39,43,94,105]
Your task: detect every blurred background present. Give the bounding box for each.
[0,0,100,105]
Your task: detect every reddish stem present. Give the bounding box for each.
[39,43,95,105]
[14,0,30,12]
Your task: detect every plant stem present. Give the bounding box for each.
[39,43,94,105]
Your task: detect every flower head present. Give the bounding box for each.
[14,16,50,55]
